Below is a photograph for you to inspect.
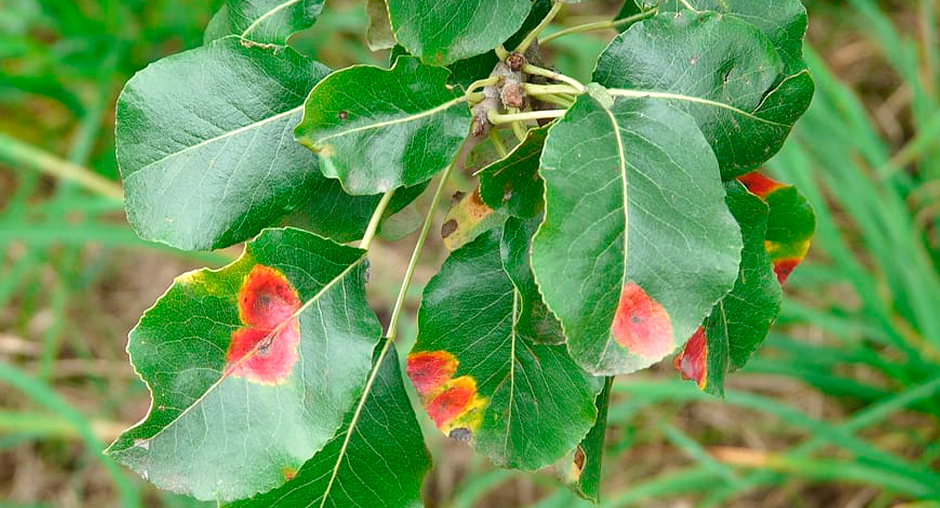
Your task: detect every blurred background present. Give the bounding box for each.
[1,0,939,507]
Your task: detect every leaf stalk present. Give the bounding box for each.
[538,8,658,45]
[516,2,564,54]
[359,191,395,250]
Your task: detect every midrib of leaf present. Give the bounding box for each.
[590,103,629,371]
[124,105,303,181]
[753,68,812,112]
[504,288,519,455]
[316,338,393,508]
[313,96,468,144]
[240,0,304,39]
[131,251,368,449]
[606,89,789,127]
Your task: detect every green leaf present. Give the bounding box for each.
[228,343,431,508]
[501,216,565,345]
[106,228,381,502]
[365,0,396,50]
[117,37,330,250]
[531,90,742,376]
[657,0,809,74]
[204,0,325,45]
[674,181,782,396]
[281,180,427,243]
[443,0,554,89]
[594,10,814,178]
[477,126,548,219]
[409,222,604,470]
[295,56,471,195]
[386,0,532,65]
[555,377,612,502]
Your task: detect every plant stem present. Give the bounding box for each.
[385,137,478,341]
[537,93,576,108]
[678,0,699,12]
[538,9,658,44]
[495,45,510,60]
[488,109,568,125]
[523,82,584,97]
[359,191,395,251]
[489,130,510,158]
[0,131,124,200]
[522,63,586,93]
[515,1,564,53]
[505,107,529,142]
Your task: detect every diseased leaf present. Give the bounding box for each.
[531,89,741,376]
[106,228,381,502]
[410,222,604,470]
[595,10,814,178]
[674,181,782,396]
[675,174,815,394]
[477,126,548,219]
[738,172,815,283]
[365,0,396,50]
[204,0,326,45]
[386,0,532,65]
[281,180,427,243]
[556,377,612,502]
[117,37,330,250]
[295,56,471,195]
[228,343,431,508]
[441,189,507,251]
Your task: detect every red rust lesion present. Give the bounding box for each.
[225,265,302,386]
[611,283,675,359]
[406,350,487,439]
[673,326,708,389]
[737,172,784,199]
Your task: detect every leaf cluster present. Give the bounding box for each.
[108,0,817,505]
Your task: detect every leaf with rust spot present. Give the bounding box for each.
[230,344,431,508]
[441,189,507,251]
[532,93,742,376]
[106,228,381,502]
[674,180,787,396]
[412,220,604,470]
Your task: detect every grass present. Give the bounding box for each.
[2,0,939,507]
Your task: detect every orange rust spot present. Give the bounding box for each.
[226,265,302,385]
[406,351,458,397]
[674,327,708,389]
[238,265,301,329]
[738,172,784,199]
[425,377,477,428]
[772,258,801,285]
[611,283,674,359]
[281,466,297,481]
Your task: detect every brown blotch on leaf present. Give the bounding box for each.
[441,219,458,238]
[449,428,472,442]
[451,191,466,205]
[281,467,297,481]
[338,111,348,120]
[573,446,586,472]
